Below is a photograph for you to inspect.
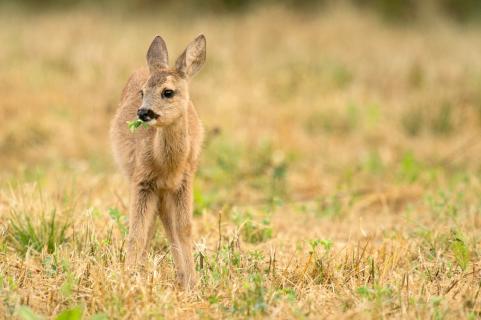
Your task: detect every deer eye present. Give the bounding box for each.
[139,90,144,99]
[162,89,175,99]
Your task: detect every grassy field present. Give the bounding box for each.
[1,4,481,319]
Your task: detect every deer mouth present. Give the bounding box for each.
[143,115,160,124]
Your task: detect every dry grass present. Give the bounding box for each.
[0,4,481,319]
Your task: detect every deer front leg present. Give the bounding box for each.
[159,180,196,289]
[125,180,158,268]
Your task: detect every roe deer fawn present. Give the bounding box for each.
[110,35,206,289]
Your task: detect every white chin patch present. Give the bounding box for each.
[146,119,157,126]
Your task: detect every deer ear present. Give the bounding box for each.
[146,36,168,72]
[175,34,206,78]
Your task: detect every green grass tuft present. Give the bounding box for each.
[7,210,70,255]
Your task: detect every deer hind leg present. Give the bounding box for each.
[159,180,196,289]
[125,180,159,268]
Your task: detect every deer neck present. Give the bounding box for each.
[153,113,189,171]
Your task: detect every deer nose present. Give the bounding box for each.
[137,108,155,122]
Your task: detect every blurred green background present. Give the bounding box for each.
[3,0,481,22]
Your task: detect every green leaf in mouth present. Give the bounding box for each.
[126,119,149,133]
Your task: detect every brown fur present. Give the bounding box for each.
[110,35,206,289]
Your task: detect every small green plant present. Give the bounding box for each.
[60,271,76,298]
[397,151,422,183]
[126,119,148,133]
[15,306,83,320]
[193,182,217,216]
[430,296,444,320]
[8,210,70,255]
[233,210,273,244]
[243,217,272,244]
[320,239,333,251]
[108,208,128,235]
[450,231,470,271]
[425,190,465,220]
[91,313,109,320]
[274,288,297,303]
[232,272,268,316]
[54,306,83,320]
[16,306,42,320]
[356,285,394,305]
[307,239,334,284]
[310,239,333,253]
[42,254,66,277]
